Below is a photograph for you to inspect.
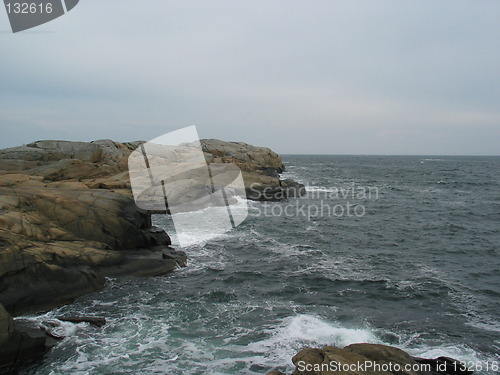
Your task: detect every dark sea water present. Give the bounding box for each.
[21,156,500,374]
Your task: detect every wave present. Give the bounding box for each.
[20,307,493,375]
[152,196,249,248]
[248,314,380,350]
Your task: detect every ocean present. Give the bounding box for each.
[20,155,500,374]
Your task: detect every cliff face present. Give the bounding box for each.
[201,139,305,200]
[0,140,179,316]
[0,303,58,370]
[0,139,304,316]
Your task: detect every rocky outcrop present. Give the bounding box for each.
[0,140,186,317]
[0,304,110,372]
[0,180,178,316]
[267,343,473,375]
[0,138,300,316]
[202,139,305,200]
[55,315,106,327]
[0,138,302,369]
[0,304,58,372]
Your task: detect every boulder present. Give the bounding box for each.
[0,304,57,370]
[0,138,302,316]
[162,246,188,267]
[201,139,285,173]
[0,140,103,165]
[287,344,472,375]
[56,316,106,327]
[201,139,305,200]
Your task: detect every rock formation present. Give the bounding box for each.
[0,138,302,316]
[0,303,58,371]
[267,343,473,375]
[0,140,180,316]
[0,138,303,369]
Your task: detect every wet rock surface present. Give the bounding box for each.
[202,139,305,200]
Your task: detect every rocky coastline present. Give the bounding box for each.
[0,138,304,370]
[0,139,471,374]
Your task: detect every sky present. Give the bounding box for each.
[0,0,499,155]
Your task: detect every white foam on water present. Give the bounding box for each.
[223,314,383,371]
[280,168,306,183]
[237,315,493,374]
[280,170,299,180]
[466,319,500,333]
[20,306,493,375]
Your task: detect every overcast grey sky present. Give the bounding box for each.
[0,0,499,154]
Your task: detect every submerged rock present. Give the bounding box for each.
[55,316,106,327]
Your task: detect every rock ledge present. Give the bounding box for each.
[267,343,473,375]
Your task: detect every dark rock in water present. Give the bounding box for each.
[0,304,15,347]
[55,316,106,327]
[162,247,188,267]
[280,178,306,198]
[266,370,286,375]
[201,139,305,201]
[279,343,474,375]
[0,304,58,371]
[413,356,474,375]
[0,140,180,316]
[0,138,304,368]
